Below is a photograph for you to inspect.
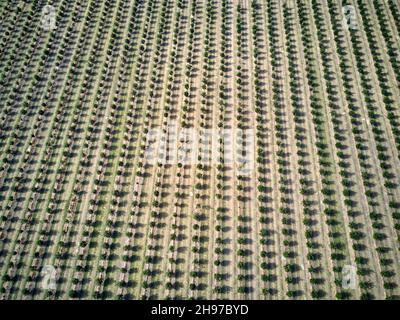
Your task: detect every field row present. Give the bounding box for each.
[0,0,399,299]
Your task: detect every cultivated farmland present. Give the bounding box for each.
[0,0,399,300]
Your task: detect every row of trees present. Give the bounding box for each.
[296,0,352,299]
[0,0,88,299]
[267,0,306,299]
[139,0,189,300]
[283,2,330,299]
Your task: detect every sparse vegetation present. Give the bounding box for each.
[0,0,399,300]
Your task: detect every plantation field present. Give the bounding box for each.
[0,0,400,300]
